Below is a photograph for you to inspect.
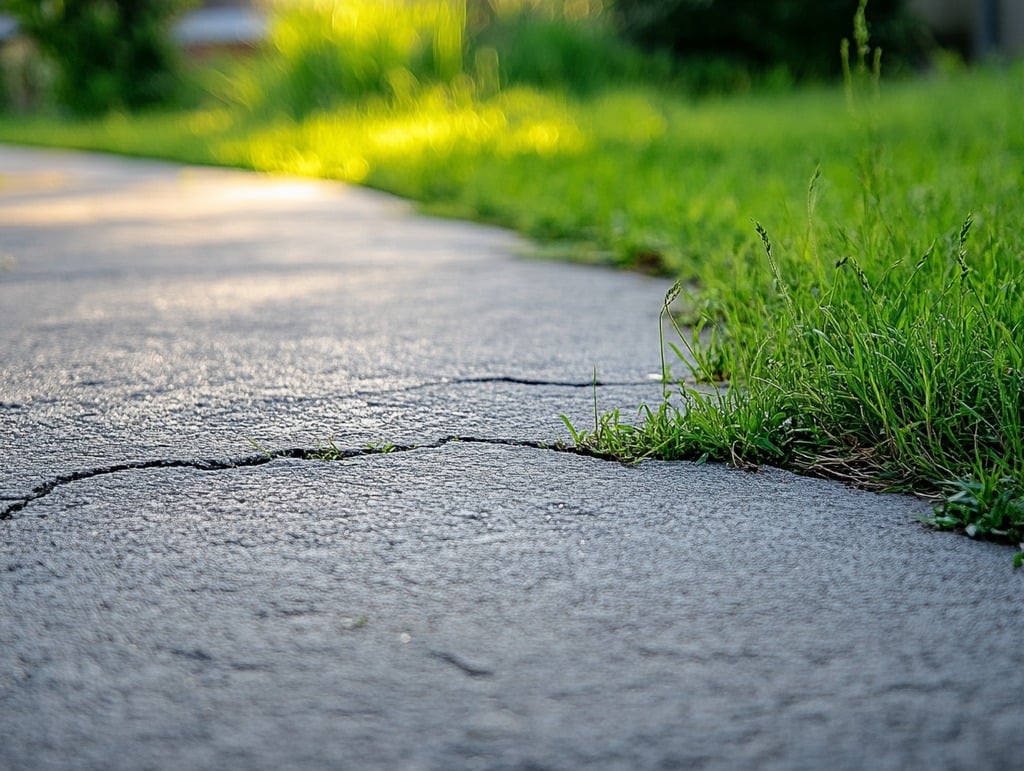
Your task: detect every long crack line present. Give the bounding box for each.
[2,376,661,415]
[342,375,657,402]
[0,435,617,521]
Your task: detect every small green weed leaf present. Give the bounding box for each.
[245,437,273,460]
[559,414,584,446]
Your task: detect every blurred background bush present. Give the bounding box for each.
[234,0,935,121]
[233,0,665,119]
[613,0,930,83]
[2,0,196,115]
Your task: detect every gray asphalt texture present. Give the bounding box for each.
[2,146,1021,770]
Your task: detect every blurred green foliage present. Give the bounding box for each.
[2,0,194,115]
[471,1,669,93]
[235,0,663,119]
[612,0,930,84]
[233,0,932,118]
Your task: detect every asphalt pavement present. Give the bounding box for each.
[1,145,1021,770]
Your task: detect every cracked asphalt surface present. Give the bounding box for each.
[2,145,1022,770]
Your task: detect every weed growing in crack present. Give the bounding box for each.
[245,437,274,461]
[364,441,398,454]
[308,436,346,462]
[560,367,655,462]
[308,436,400,461]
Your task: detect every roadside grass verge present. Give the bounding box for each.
[561,70,1024,559]
[0,9,1020,556]
[564,39,1024,560]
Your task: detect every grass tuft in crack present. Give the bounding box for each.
[307,437,401,461]
[309,436,348,462]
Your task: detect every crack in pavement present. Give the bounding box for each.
[0,376,659,414]
[0,373,659,520]
[0,435,619,521]
[269,375,660,408]
[429,650,495,678]
[445,376,652,388]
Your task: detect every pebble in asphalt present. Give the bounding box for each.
[1,146,1021,770]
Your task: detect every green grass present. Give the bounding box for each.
[563,47,1023,561]
[1,2,1021,559]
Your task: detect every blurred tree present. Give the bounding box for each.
[2,0,194,114]
[612,0,929,83]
